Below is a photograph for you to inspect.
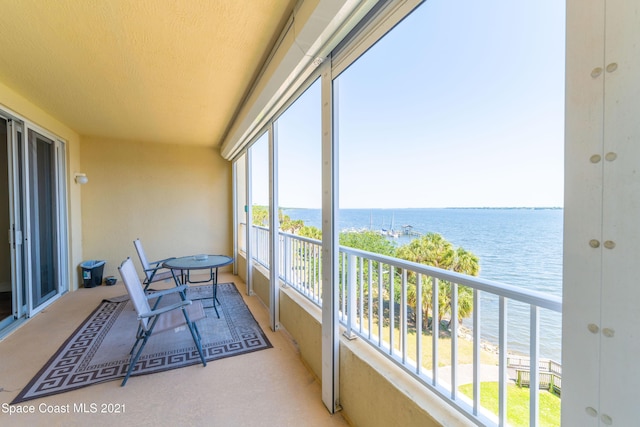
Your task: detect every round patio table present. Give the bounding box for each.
[163,255,233,318]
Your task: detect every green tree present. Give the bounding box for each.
[338,230,397,320]
[299,225,322,240]
[396,233,479,331]
[252,205,269,226]
[252,207,306,232]
[279,212,305,234]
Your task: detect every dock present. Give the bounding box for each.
[401,224,421,237]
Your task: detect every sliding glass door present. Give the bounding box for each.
[27,129,61,307]
[1,117,26,329]
[1,112,67,332]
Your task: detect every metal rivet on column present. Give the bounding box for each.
[587,324,599,334]
[590,154,601,163]
[605,152,617,162]
[591,67,603,78]
[585,407,598,417]
[606,63,618,73]
[589,239,600,248]
[604,240,616,249]
[602,328,615,338]
[601,414,613,425]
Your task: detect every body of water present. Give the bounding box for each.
[282,207,563,362]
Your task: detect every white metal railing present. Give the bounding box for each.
[279,232,323,305]
[252,224,270,268]
[238,222,246,253]
[247,226,563,426]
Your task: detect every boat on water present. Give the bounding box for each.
[380,228,400,238]
[381,213,400,238]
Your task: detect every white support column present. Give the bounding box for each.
[562,1,604,425]
[268,122,280,332]
[232,161,238,276]
[564,2,640,425]
[599,1,640,424]
[245,150,253,296]
[321,59,340,413]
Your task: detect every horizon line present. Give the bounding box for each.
[278,206,564,210]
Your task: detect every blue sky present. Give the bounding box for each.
[252,0,565,209]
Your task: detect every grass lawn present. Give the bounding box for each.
[459,382,561,427]
[369,319,498,369]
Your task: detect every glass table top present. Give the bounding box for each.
[163,255,233,270]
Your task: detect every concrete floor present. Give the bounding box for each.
[0,273,350,427]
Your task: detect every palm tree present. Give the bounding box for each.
[396,233,479,331]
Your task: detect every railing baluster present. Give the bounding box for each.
[297,239,301,292]
[299,239,303,291]
[378,262,383,346]
[530,305,540,427]
[416,274,423,375]
[499,296,507,427]
[473,288,481,415]
[288,236,291,283]
[313,245,318,303]
[451,283,458,399]
[304,241,310,295]
[286,234,290,283]
[389,265,395,355]
[308,242,312,298]
[307,241,312,296]
[293,238,298,290]
[307,242,311,295]
[359,257,364,333]
[401,269,407,365]
[345,253,356,339]
[317,245,321,304]
[341,252,346,320]
[368,259,373,340]
[284,240,292,290]
[432,277,439,386]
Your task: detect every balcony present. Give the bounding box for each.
[0,272,349,426]
[0,1,638,425]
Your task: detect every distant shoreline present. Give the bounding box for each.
[281,206,564,211]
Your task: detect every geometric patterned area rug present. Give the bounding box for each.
[11,283,272,403]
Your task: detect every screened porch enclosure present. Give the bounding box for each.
[0,0,637,426]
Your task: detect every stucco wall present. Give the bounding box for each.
[79,137,232,281]
[339,338,474,427]
[279,287,323,379]
[251,263,270,309]
[236,252,247,282]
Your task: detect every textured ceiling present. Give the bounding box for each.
[0,0,296,146]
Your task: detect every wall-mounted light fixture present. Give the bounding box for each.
[74,173,89,185]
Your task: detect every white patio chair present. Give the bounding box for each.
[118,258,207,386]
[134,238,178,290]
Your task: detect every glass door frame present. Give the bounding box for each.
[22,123,69,316]
[0,115,25,330]
[1,108,69,330]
